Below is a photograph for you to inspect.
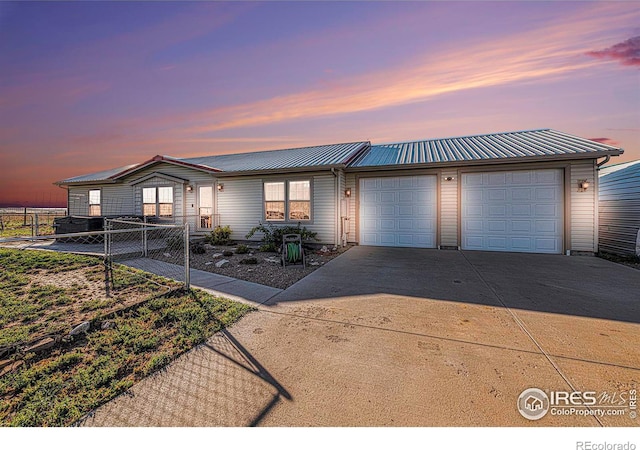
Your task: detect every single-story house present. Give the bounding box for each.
[598,159,640,257]
[55,128,623,255]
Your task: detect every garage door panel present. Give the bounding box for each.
[360,175,436,249]
[462,169,563,254]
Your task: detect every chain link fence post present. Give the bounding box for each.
[184,222,190,291]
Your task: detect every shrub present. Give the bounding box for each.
[246,222,318,252]
[205,225,232,245]
[235,244,249,254]
[222,250,233,257]
[190,241,206,255]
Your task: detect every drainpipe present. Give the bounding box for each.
[596,155,610,169]
[331,168,339,247]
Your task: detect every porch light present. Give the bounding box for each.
[579,180,590,191]
[344,188,351,198]
[444,176,454,181]
[217,183,224,192]
[186,185,193,193]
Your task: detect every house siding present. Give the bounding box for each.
[216,172,337,244]
[570,160,597,253]
[440,170,458,248]
[598,161,640,256]
[345,173,357,243]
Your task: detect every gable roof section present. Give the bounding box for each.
[349,129,623,168]
[178,141,369,173]
[55,141,369,185]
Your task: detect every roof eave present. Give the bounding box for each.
[110,155,222,181]
[53,179,121,187]
[214,164,348,178]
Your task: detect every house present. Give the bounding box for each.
[598,160,640,257]
[55,129,623,255]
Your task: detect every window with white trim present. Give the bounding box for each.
[143,186,173,217]
[88,190,101,216]
[264,180,311,222]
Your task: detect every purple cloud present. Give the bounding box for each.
[587,36,640,67]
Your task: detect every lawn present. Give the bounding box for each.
[0,249,253,426]
[0,214,57,238]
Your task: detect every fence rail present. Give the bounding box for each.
[0,221,191,291]
[0,211,67,237]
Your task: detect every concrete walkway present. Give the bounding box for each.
[124,258,282,305]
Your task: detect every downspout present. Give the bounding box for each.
[596,155,610,168]
[331,168,339,247]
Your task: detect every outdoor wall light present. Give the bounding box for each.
[579,180,590,191]
[186,185,194,193]
[444,176,455,181]
[344,188,352,198]
[217,184,224,192]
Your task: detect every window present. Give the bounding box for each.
[264,182,285,220]
[143,186,173,217]
[264,180,311,221]
[88,190,101,216]
[288,180,310,220]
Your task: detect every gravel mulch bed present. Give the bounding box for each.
[157,243,352,290]
[597,252,640,270]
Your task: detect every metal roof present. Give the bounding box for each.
[177,141,369,172]
[350,129,622,168]
[56,164,138,184]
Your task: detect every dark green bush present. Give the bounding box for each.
[222,250,233,257]
[245,222,318,252]
[235,244,250,254]
[205,225,232,245]
[190,242,206,255]
[239,257,258,265]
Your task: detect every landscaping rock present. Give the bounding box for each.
[70,321,91,336]
[239,257,258,265]
[309,261,320,266]
[163,252,172,257]
[223,250,233,257]
[0,359,12,370]
[205,261,213,265]
[0,360,23,377]
[25,337,56,353]
[204,243,215,250]
[101,321,115,330]
[212,253,223,259]
[320,245,329,253]
[264,257,279,264]
[215,259,230,268]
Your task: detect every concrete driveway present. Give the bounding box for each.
[83,247,640,427]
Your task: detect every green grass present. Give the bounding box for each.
[0,249,253,426]
[0,215,57,238]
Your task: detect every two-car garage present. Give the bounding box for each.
[358,169,564,254]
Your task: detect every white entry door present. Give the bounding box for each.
[359,175,437,248]
[198,185,214,230]
[461,169,563,254]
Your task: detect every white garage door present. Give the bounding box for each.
[461,169,563,254]
[359,175,437,248]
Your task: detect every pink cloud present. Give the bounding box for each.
[589,137,620,146]
[586,36,640,67]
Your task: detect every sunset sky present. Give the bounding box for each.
[0,1,638,207]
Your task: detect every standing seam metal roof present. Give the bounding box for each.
[177,141,369,172]
[349,129,622,167]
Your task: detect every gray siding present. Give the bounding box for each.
[440,169,458,247]
[216,173,337,244]
[598,161,640,256]
[570,160,597,253]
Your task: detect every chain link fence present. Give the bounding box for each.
[0,209,67,238]
[0,219,190,293]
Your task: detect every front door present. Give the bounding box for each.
[198,185,214,230]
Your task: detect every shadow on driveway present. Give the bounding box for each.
[267,246,640,325]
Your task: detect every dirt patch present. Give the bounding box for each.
[155,244,352,290]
